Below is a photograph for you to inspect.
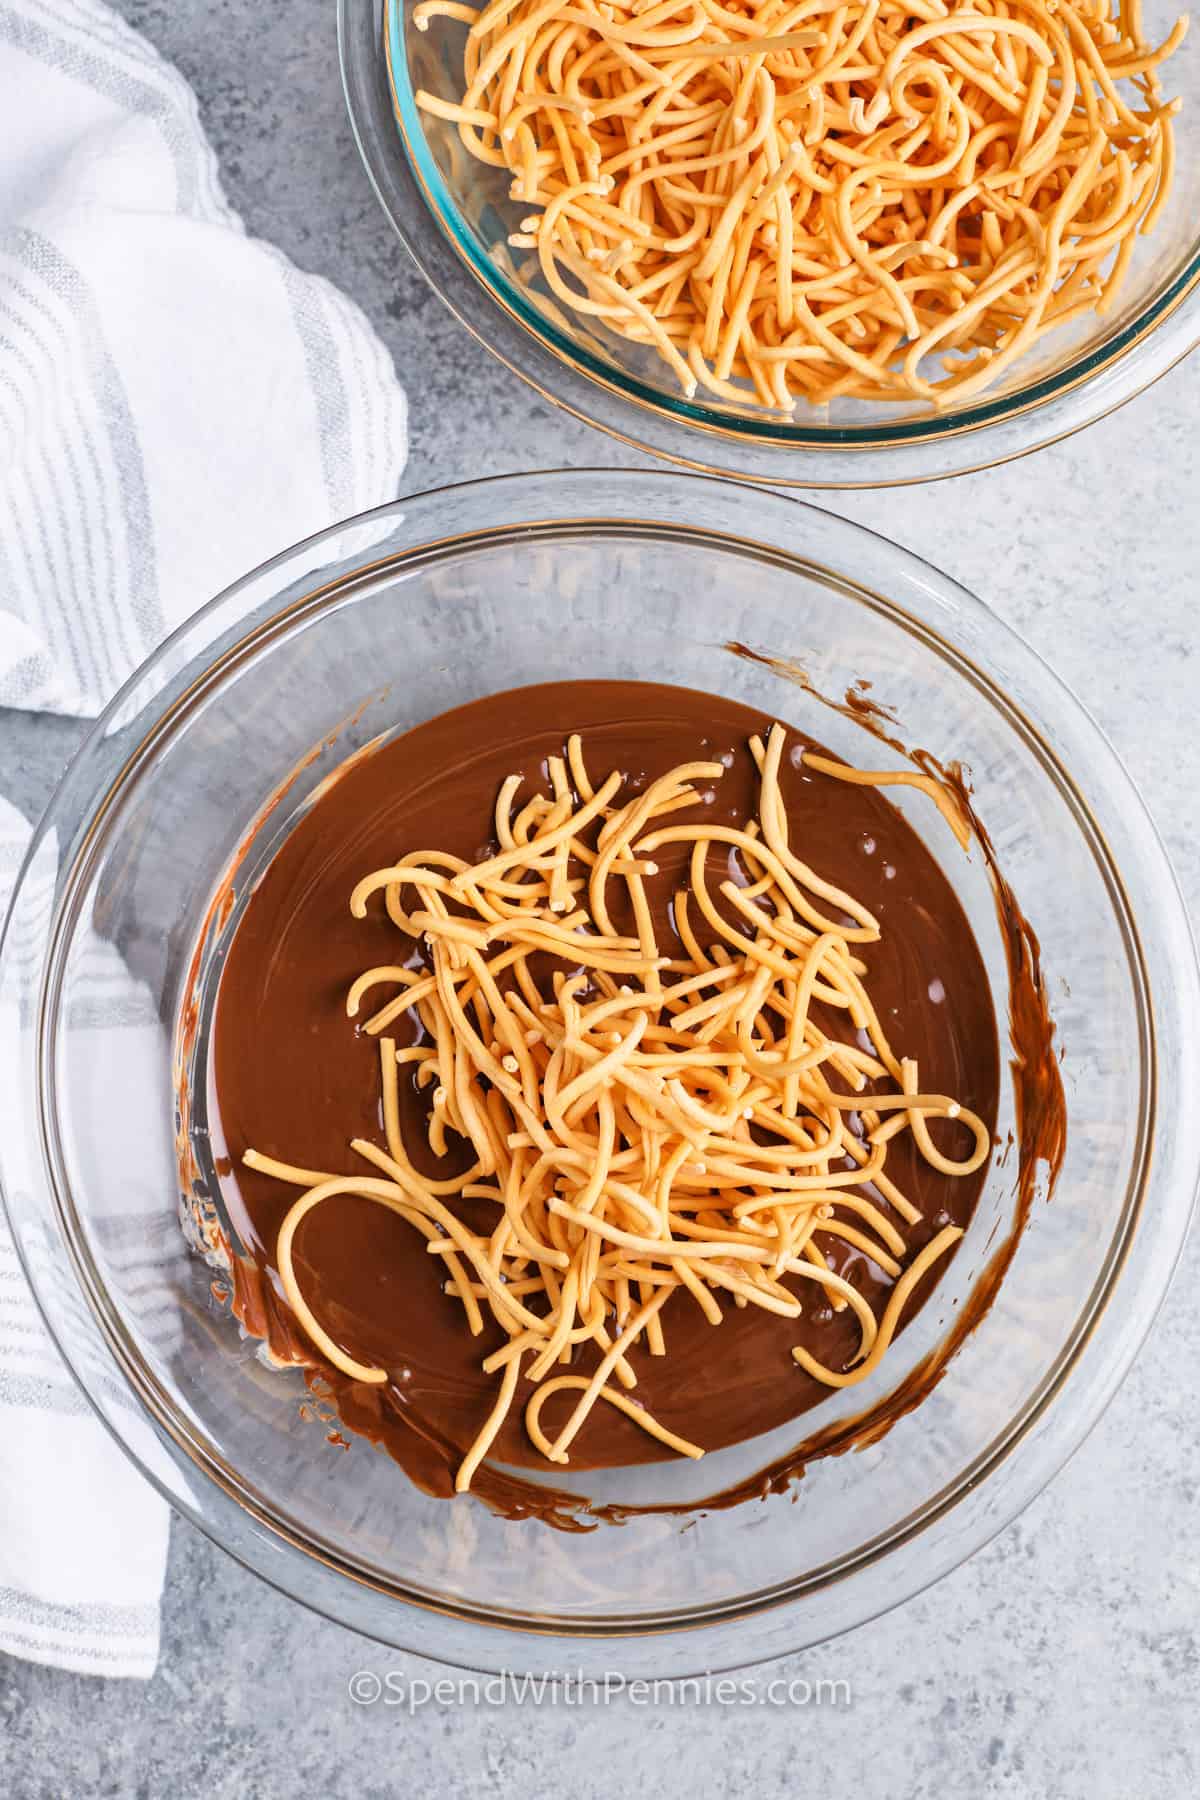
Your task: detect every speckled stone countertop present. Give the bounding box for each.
[2,3,1198,1795]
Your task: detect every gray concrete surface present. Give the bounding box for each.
[1,2,1197,1795]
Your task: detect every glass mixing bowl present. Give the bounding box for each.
[338,0,1200,486]
[1,470,1196,1675]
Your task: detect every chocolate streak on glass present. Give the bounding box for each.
[671,645,1069,1522]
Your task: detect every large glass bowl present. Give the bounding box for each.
[1,470,1195,1675]
[338,0,1200,486]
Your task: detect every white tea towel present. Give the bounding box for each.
[0,0,407,716]
[0,0,408,1674]
[0,796,179,1680]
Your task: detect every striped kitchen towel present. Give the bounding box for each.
[0,796,178,1680]
[0,0,407,716]
[0,0,408,1673]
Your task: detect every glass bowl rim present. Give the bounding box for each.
[337,0,1200,486]
[2,468,1197,1667]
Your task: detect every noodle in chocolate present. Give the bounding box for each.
[247,724,992,1492]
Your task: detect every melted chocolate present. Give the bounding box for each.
[208,680,1003,1515]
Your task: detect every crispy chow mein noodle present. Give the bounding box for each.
[248,723,993,1493]
[411,0,1187,409]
